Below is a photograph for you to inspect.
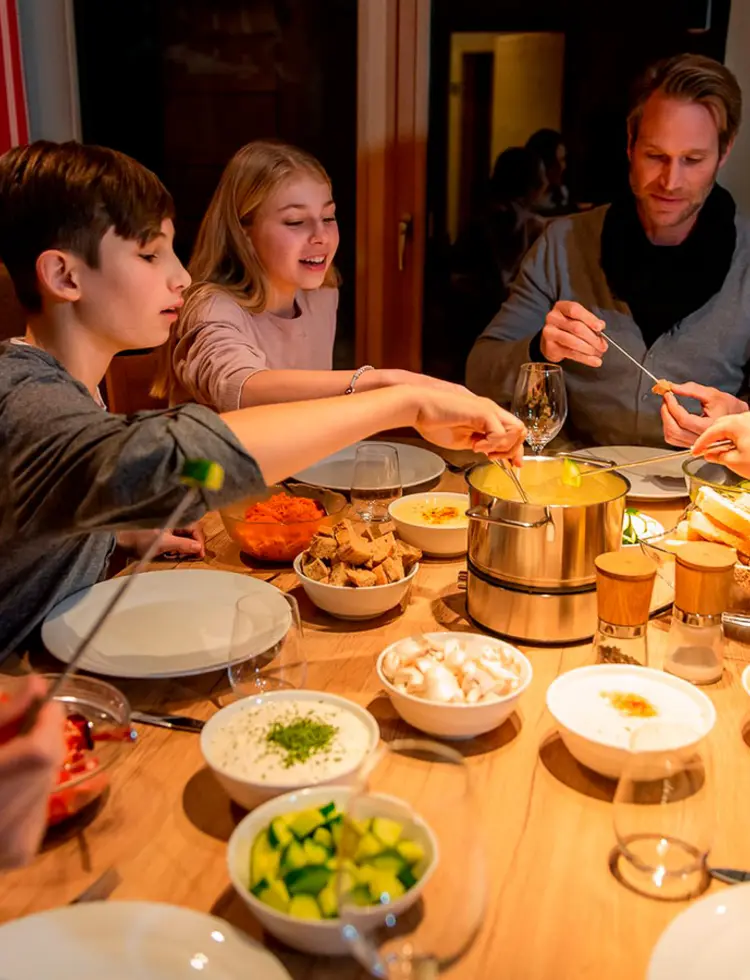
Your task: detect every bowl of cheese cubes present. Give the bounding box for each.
[227,785,437,955]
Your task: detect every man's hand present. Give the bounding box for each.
[661,382,749,448]
[540,301,608,368]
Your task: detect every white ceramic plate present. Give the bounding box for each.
[42,570,292,679]
[742,664,750,696]
[647,883,750,980]
[292,441,446,493]
[0,901,292,979]
[577,445,688,500]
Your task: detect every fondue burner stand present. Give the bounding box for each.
[460,562,599,645]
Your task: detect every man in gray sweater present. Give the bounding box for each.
[466,54,750,449]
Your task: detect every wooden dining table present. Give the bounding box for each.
[2,441,750,980]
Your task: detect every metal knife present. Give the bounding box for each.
[709,867,750,885]
[131,710,204,733]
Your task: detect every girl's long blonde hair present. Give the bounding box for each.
[152,140,339,400]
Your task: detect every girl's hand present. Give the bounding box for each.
[661,383,748,448]
[692,414,750,479]
[117,522,206,559]
[0,675,66,869]
[408,387,527,465]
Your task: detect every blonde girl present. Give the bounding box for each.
[153,140,466,411]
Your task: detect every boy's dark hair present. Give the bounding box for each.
[0,140,174,312]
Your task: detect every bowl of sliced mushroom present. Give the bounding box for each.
[376,632,532,739]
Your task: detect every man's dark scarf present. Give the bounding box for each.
[600,184,737,348]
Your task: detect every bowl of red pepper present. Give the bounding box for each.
[220,483,347,564]
[42,674,136,826]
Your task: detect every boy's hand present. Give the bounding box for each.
[0,675,66,869]
[661,383,749,448]
[117,522,206,559]
[410,387,527,466]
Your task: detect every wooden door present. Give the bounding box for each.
[356,0,431,373]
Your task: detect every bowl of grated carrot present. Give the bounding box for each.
[220,483,348,563]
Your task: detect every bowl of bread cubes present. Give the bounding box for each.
[293,518,421,620]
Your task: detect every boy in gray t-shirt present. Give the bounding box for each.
[0,141,526,650]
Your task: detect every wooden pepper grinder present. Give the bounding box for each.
[593,551,656,666]
[664,542,735,684]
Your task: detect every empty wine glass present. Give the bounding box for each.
[512,363,567,454]
[227,591,306,697]
[338,739,485,977]
[351,443,403,522]
[613,722,714,900]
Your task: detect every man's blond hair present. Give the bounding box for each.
[628,54,742,156]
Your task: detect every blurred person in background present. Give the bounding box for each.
[450,146,547,363]
[526,128,570,216]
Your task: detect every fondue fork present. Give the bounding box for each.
[575,440,735,479]
[493,457,530,504]
[16,459,224,735]
[604,334,662,386]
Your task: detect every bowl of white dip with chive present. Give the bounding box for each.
[201,690,380,810]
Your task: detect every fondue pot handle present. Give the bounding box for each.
[466,506,551,529]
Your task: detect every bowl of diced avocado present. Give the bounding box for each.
[227,785,437,955]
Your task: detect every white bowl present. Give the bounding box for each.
[376,632,532,740]
[742,664,750,697]
[388,492,469,557]
[293,553,419,620]
[546,665,716,779]
[201,690,380,810]
[226,785,437,956]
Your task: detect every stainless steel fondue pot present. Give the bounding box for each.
[461,455,629,644]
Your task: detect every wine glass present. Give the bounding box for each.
[227,592,307,697]
[512,363,567,454]
[351,444,403,522]
[613,722,714,900]
[338,739,485,977]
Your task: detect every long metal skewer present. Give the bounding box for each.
[17,459,224,733]
[576,440,735,479]
[604,334,662,386]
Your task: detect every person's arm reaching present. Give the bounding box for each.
[239,368,471,407]
[222,384,526,485]
[3,361,525,544]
